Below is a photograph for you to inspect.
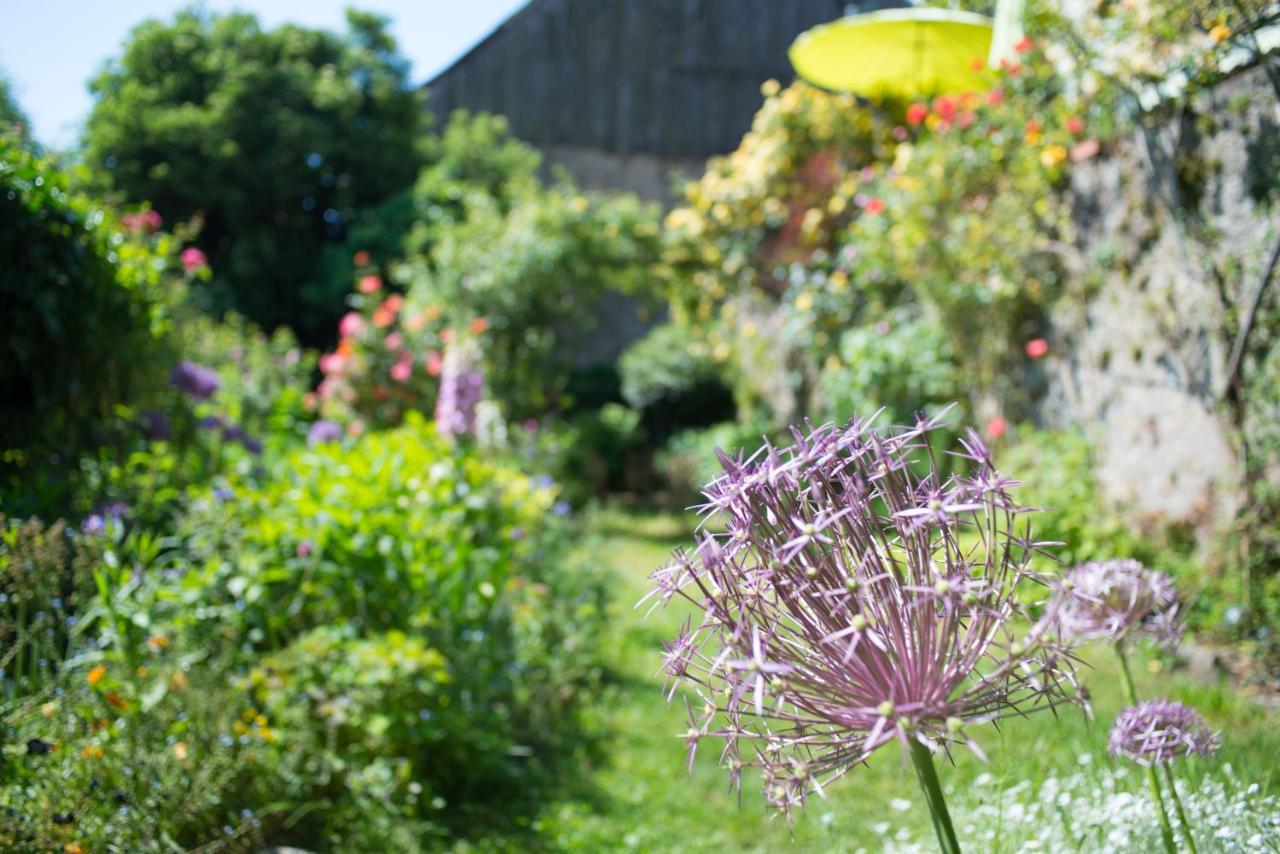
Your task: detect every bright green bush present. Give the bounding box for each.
[817,307,961,425]
[168,413,607,843]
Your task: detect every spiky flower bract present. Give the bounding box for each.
[1045,558,1182,647]
[1109,700,1221,767]
[644,412,1083,817]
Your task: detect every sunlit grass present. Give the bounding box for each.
[533,517,1280,852]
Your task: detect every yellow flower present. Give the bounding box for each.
[147,634,168,651]
[569,195,589,213]
[65,844,85,854]
[1040,145,1068,167]
[172,742,189,761]
[87,664,106,686]
[169,670,188,691]
[41,702,57,718]
[795,292,815,313]
[1209,23,1230,44]
[82,745,104,760]
[760,79,780,98]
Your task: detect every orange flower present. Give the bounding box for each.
[905,102,929,126]
[87,664,106,686]
[1065,116,1085,135]
[470,317,490,334]
[105,692,128,710]
[384,294,405,313]
[1209,23,1230,44]
[65,844,85,854]
[372,307,395,328]
[1013,36,1033,53]
[82,745,104,760]
[405,313,426,332]
[358,275,382,294]
[424,304,442,321]
[147,634,168,652]
[353,250,371,267]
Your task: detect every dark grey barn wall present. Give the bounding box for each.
[424,0,901,161]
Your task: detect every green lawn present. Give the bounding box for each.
[523,514,1280,852]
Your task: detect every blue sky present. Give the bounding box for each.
[0,0,529,148]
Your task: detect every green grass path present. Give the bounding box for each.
[531,519,1280,852]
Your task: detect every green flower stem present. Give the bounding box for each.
[909,738,962,854]
[1115,644,1178,854]
[1164,764,1199,854]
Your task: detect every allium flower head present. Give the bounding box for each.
[1045,559,1182,647]
[1109,699,1220,766]
[169,361,220,400]
[307,419,343,446]
[434,338,485,439]
[644,413,1082,815]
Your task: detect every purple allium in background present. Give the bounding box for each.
[168,361,220,400]
[222,424,263,455]
[435,339,485,439]
[1109,700,1221,766]
[81,501,128,536]
[141,410,171,441]
[1045,559,1182,647]
[307,419,343,446]
[643,414,1082,815]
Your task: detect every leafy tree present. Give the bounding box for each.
[0,73,29,135]
[83,8,426,343]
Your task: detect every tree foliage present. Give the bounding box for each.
[83,8,426,343]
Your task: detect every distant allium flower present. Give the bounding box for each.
[644,414,1082,816]
[141,410,171,441]
[434,340,485,438]
[222,424,262,455]
[169,361,220,400]
[180,247,208,272]
[81,501,127,536]
[1109,700,1220,766]
[1045,559,1182,647]
[307,419,343,446]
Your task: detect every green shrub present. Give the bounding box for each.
[169,413,607,842]
[817,307,962,425]
[0,135,183,514]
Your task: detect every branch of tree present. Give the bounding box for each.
[1221,230,1280,402]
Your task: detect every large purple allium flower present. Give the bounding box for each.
[644,413,1083,815]
[307,419,343,446]
[434,339,485,439]
[1109,699,1220,766]
[168,361,220,400]
[1045,559,1182,647]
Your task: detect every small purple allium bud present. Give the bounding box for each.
[1109,699,1220,766]
[307,419,343,446]
[168,361,221,400]
[643,415,1082,815]
[1045,559,1182,647]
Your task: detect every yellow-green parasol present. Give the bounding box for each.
[789,8,995,99]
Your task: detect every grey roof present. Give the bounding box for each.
[424,0,903,159]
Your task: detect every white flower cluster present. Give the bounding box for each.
[869,761,1279,852]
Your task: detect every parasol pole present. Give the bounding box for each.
[987,0,1025,67]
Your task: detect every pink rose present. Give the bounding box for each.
[180,247,208,272]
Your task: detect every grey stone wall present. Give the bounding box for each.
[1047,64,1279,535]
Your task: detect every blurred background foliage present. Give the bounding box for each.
[2,0,1280,849]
